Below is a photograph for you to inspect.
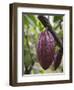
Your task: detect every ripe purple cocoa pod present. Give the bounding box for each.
[37,30,55,70]
[54,48,63,70]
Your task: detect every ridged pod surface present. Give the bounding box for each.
[37,30,55,70]
[54,48,63,70]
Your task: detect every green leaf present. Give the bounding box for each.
[39,70,45,74]
[23,15,29,29]
[24,53,33,67]
[24,15,37,27]
[28,15,37,26]
[53,16,63,22]
[58,31,63,38]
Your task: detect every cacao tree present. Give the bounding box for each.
[24,14,63,74]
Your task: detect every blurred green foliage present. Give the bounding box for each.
[23,14,63,74]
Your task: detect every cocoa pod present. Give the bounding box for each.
[54,48,63,70]
[37,30,55,70]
